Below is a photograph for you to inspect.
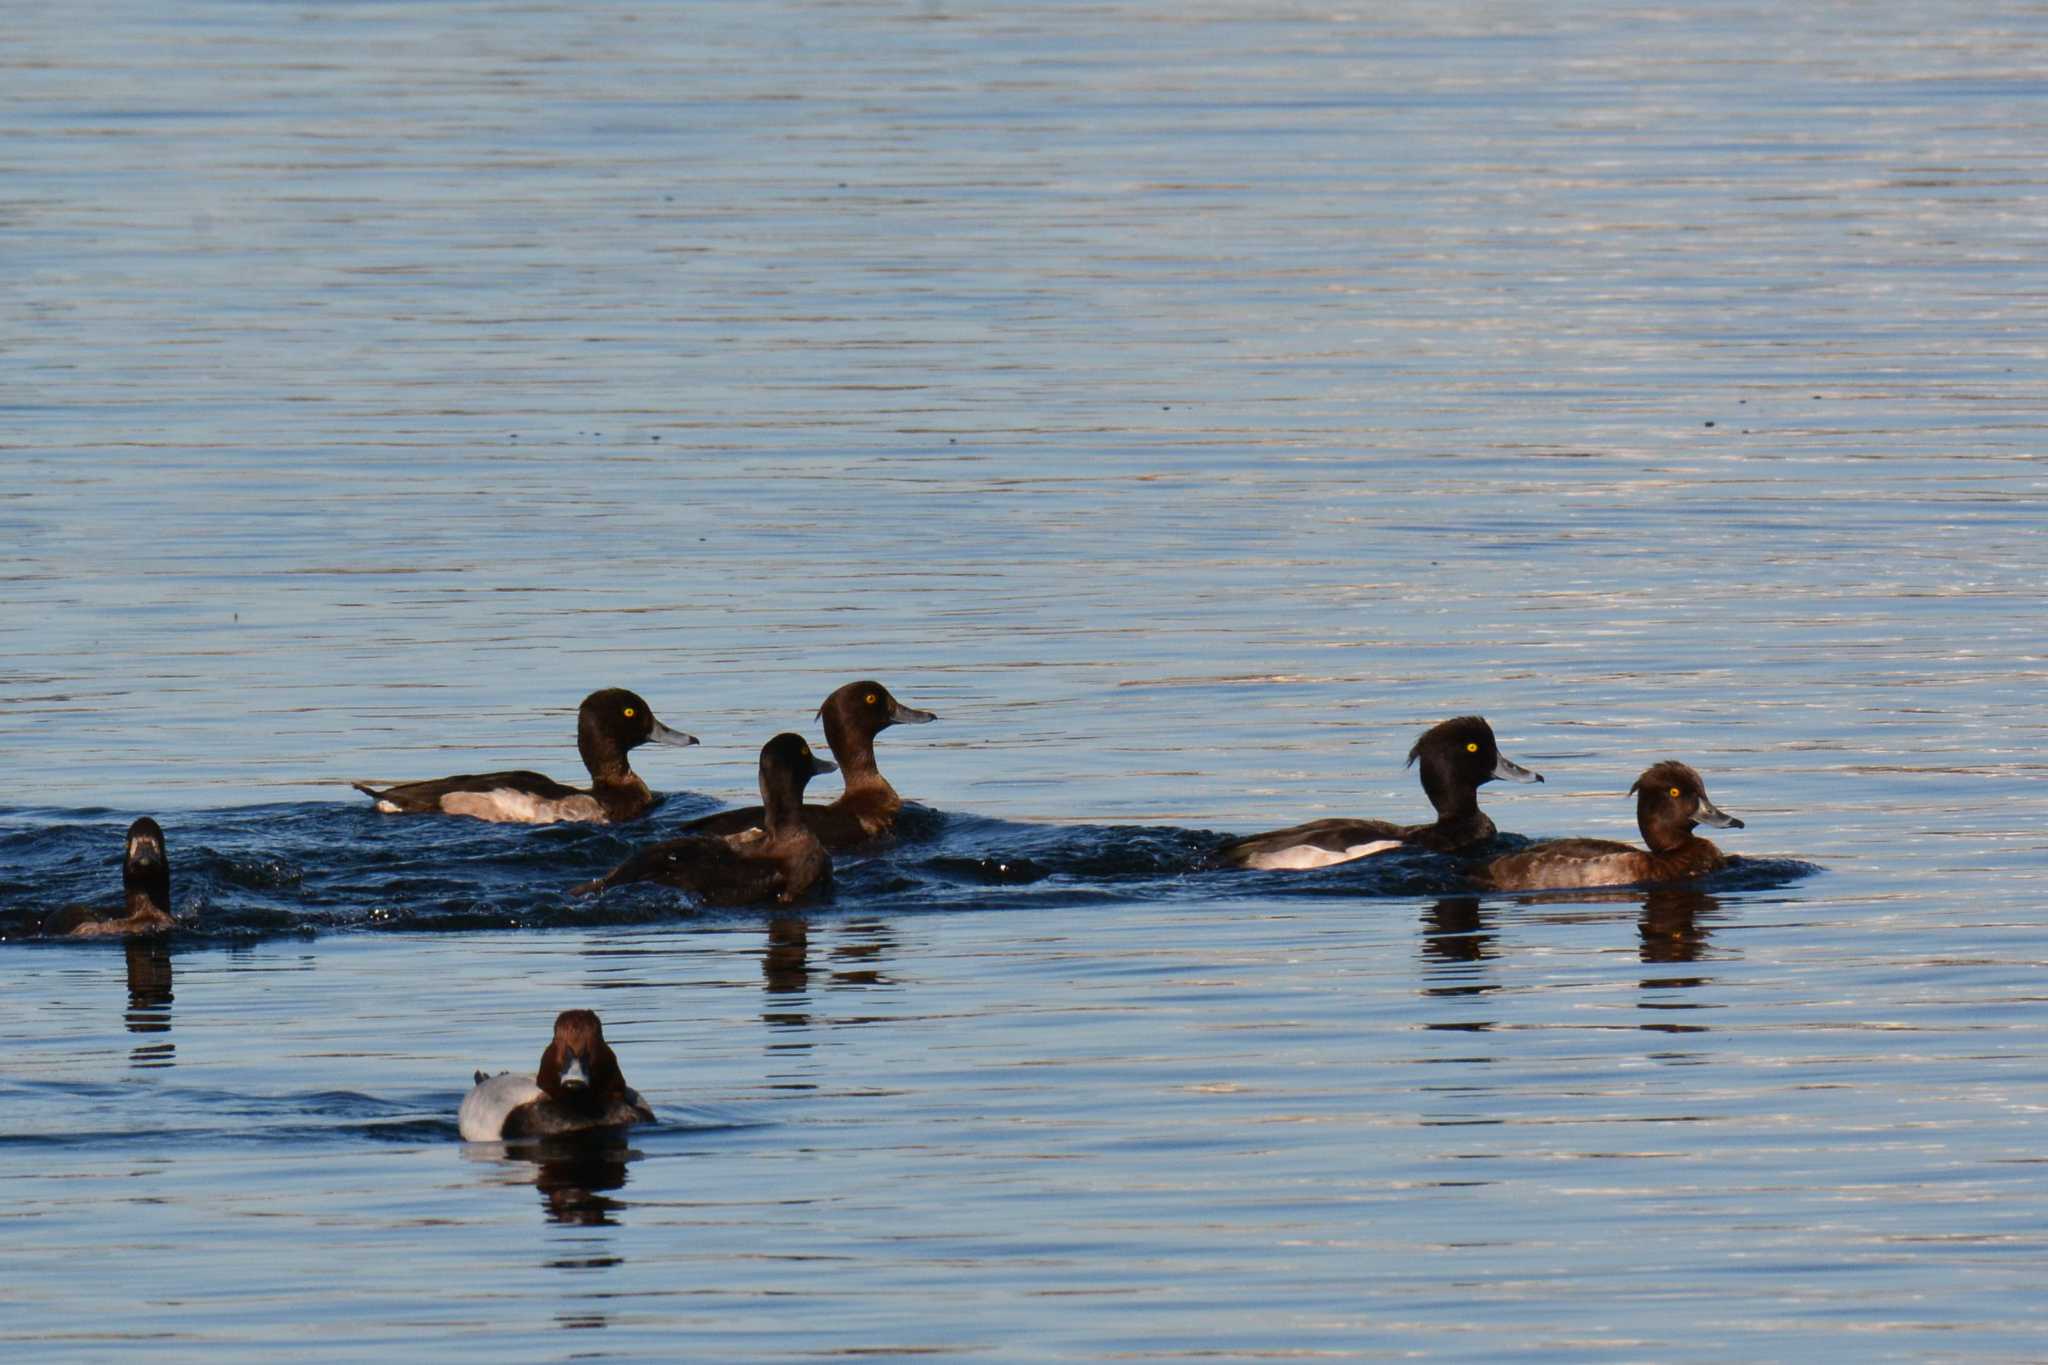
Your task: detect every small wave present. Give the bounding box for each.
[0,803,1822,941]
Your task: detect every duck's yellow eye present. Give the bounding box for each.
[865,693,879,705]
[1669,786,1681,798]
[623,707,636,719]
[1466,742,1479,753]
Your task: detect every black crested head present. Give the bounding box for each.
[578,687,696,776]
[1408,715,1543,810]
[1406,716,1517,814]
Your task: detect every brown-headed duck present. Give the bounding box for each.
[40,818,178,938]
[459,1008,655,1142]
[1217,715,1543,870]
[572,732,836,907]
[1475,760,1744,891]
[353,688,696,824]
[682,680,935,848]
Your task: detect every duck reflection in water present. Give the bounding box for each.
[532,1139,634,1228]
[1638,887,1721,970]
[121,941,176,1064]
[759,915,901,1027]
[829,918,897,988]
[124,937,173,1024]
[1419,897,1498,973]
[125,938,176,1068]
[463,1134,637,1228]
[1633,887,1725,1041]
[1502,885,1725,1027]
[762,915,811,1027]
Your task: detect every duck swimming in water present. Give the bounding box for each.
[681,680,935,848]
[39,818,178,938]
[459,1008,655,1142]
[1216,716,1543,870]
[572,732,837,907]
[353,688,697,824]
[1475,760,1745,891]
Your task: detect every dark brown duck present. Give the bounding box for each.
[40,818,177,938]
[683,680,936,848]
[1475,760,1745,891]
[573,732,837,907]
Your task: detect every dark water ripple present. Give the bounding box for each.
[0,801,1819,939]
[4,1,2034,1353]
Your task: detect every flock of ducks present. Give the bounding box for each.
[19,678,1752,1141]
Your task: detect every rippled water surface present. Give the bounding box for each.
[4,1,2046,1359]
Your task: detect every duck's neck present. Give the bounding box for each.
[1418,809,1493,843]
[124,865,170,920]
[1639,809,1700,854]
[592,775,652,822]
[761,774,812,839]
[580,731,635,787]
[1418,761,1480,820]
[823,713,894,801]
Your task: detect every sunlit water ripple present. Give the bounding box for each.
[3,0,2046,1359]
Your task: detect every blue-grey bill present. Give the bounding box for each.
[649,718,700,747]
[1494,753,1543,784]
[1695,796,1743,829]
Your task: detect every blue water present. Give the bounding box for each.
[5,0,2048,1358]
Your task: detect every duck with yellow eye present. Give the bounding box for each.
[351,688,698,824]
[680,680,937,848]
[572,733,837,907]
[1216,715,1544,870]
[1474,760,1745,891]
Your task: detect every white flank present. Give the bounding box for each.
[1249,839,1404,871]
[458,1072,546,1141]
[440,790,602,824]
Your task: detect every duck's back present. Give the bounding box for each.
[459,1072,654,1141]
[592,832,827,906]
[501,1089,653,1140]
[40,903,174,938]
[682,796,885,850]
[39,903,106,937]
[679,806,765,839]
[359,770,576,810]
[1478,838,1647,890]
[1216,817,1407,870]
[357,770,652,824]
[695,833,831,906]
